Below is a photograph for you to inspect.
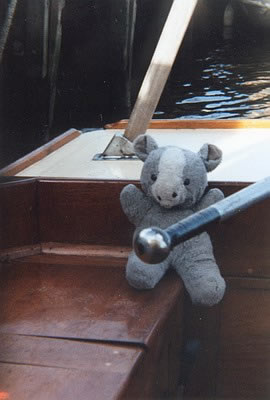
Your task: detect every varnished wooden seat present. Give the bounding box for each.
[0,256,182,344]
[0,254,183,399]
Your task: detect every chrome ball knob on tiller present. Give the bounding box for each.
[133,227,171,264]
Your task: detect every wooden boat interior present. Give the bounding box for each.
[1,119,270,399]
[2,0,270,397]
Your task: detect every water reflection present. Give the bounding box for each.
[155,36,270,119]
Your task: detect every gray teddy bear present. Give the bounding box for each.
[120,134,226,306]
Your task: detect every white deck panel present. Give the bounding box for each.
[17,128,270,182]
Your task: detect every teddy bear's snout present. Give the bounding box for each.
[157,191,178,201]
[154,187,185,208]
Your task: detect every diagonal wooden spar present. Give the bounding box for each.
[101,0,199,158]
[124,0,198,141]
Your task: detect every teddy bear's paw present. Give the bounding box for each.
[126,269,158,290]
[120,184,138,203]
[188,276,226,307]
[120,185,148,224]
[198,189,225,210]
[208,188,224,202]
[126,252,169,290]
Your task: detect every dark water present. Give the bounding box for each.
[2,27,270,169]
[154,35,270,120]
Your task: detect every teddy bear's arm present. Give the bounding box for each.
[120,184,152,225]
[196,188,224,211]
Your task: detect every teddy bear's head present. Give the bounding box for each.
[134,135,222,209]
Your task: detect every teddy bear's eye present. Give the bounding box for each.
[184,178,190,186]
[151,174,157,182]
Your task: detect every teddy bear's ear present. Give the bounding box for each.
[133,134,159,161]
[198,143,222,172]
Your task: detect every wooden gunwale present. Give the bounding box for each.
[105,118,270,129]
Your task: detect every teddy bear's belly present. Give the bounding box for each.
[139,205,193,230]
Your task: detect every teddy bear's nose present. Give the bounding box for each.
[157,193,178,201]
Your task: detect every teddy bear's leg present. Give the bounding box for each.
[173,234,226,306]
[126,251,170,290]
[180,260,226,307]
